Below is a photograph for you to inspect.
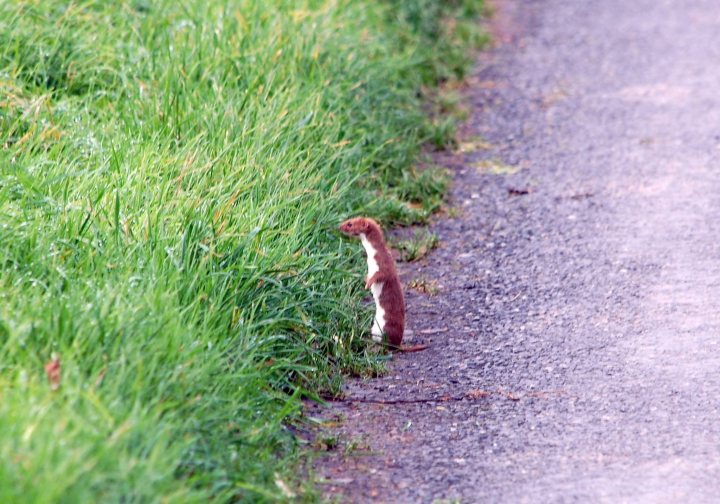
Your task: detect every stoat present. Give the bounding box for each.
[339,217,427,352]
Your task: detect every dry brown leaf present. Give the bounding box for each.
[44,354,61,391]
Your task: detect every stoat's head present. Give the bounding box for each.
[339,217,380,237]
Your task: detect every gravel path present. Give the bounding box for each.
[314,0,720,501]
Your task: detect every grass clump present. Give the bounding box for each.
[391,229,440,262]
[0,0,483,500]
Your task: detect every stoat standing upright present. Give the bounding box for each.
[340,217,427,352]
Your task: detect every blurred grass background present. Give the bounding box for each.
[0,0,485,500]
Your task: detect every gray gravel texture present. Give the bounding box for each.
[313,0,720,502]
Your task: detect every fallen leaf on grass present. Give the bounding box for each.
[44,354,61,391]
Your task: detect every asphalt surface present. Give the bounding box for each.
[314,0,720,502]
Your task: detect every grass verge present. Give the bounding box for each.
[0,0,484,500]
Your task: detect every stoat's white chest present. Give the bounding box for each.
[360,233,379,278]
[360,233,385,341]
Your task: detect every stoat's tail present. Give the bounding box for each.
[383,320,404,348]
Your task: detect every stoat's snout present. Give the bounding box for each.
[339,217,371,237]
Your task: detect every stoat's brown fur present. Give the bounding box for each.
[339,217,427,352]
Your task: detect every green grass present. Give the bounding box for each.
[0,0,484,501]
[391,228,440,262]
